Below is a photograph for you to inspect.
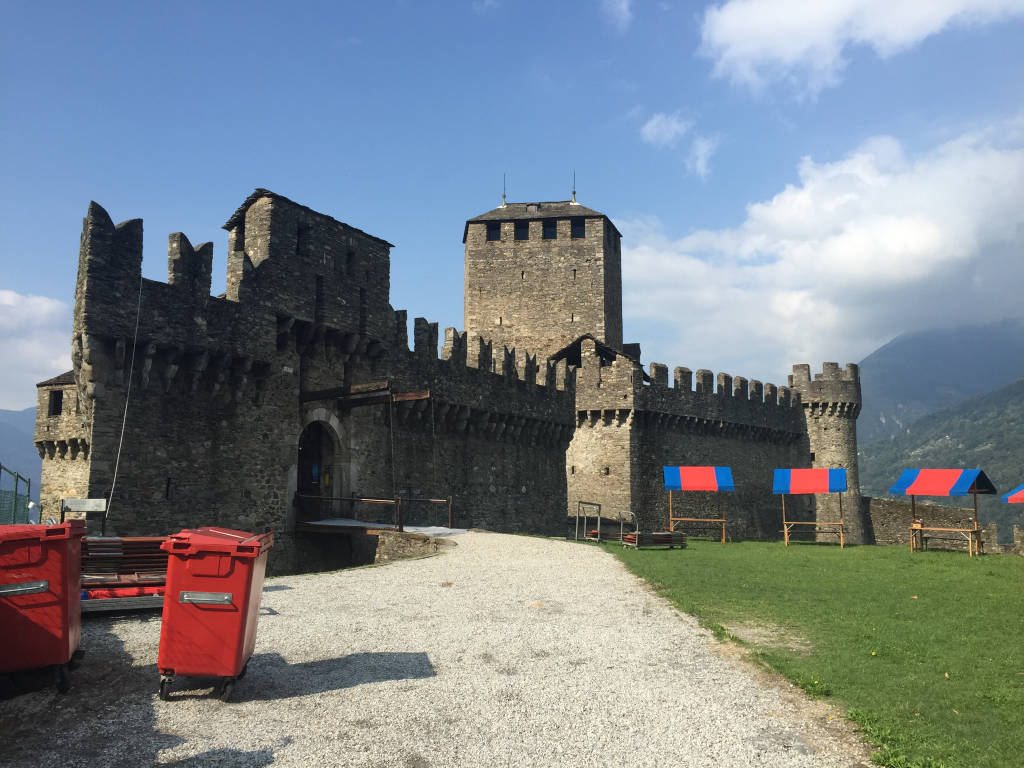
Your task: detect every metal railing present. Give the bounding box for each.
[295,494,454,532]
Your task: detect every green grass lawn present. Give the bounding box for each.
[606,540,1024,768]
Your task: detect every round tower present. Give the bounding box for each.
[789,362,867,544]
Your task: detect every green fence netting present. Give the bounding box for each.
[0,464,31,525]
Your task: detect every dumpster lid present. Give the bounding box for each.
[160,526,274,557]
[0,520,86,544]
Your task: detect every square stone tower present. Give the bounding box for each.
[463,199,623,358]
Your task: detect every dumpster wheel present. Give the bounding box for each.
[158,676,173,701]
[237,661,248,680]
[218,678,235,702]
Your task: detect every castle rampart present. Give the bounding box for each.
[36,190,865,571]
[38,191,576,572]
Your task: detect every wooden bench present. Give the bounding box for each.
[781,496,844,548]
[621,531,687,549]
[910,519,983,556]
[782,520,845,548]
[670,516,726,543]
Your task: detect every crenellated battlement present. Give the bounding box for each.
[639,359,800,408]
[395,317,575,397]
[788,362,861,413]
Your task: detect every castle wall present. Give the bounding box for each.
[464,212,621,359]
[567,340,815,536]
[43,193,573,573]
[632,363,811,536]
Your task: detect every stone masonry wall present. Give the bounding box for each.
[42,191,574,574]
[464,208,622,359]
[568,339,814,537]
[34,381,91,520]
[633,361,810,537]
[790,363,866,544]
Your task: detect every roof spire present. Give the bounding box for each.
[571,171,577,204]
[502,173,507,207]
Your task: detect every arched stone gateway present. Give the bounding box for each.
[294,408,348,523]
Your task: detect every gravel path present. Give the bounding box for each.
[0,532,871,767]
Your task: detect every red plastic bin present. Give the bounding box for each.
[157,526,273,701]
[0,520,86,692]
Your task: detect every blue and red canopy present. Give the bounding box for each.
[889,469,996,497]
[1002,483,1024,504]
[663,466,735,492]
[772,468,847,495]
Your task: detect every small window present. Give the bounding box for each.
[486,222,501,241]
[514,221,529,241]
[542,219,557,239]
[571,217,586,238]
[48,390,63,416]
[345,249,355,272]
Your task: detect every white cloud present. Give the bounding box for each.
[686,135,719,179]
[700,0,1024,93]
[640,112,692,148]
[472,0,499,12]
[0,290,71,409]
[621,118,1024,384]
[602,0,633,31]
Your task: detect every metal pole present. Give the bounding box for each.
[396,497,404,533]
[448,495,453,528]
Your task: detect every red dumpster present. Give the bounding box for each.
[0,520,86,692]
[157,527,273,701]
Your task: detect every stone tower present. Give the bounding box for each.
[463,199,623,359]
[789,363,866,544]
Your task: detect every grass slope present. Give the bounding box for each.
[608,540,1024,768]
[859,378,1024,539]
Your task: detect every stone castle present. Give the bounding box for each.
[34,189,865,571]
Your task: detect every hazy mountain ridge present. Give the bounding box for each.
[0,407,40,499]
[859,377,1024,539]
[858,318,1024,444]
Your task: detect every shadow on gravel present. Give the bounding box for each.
[225,651,436,702]
[0,615,183,768]
[164,747,276,767]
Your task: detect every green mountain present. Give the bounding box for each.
[859,378,1024,541]
[858,318,1024,444]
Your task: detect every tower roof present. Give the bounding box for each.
[37,370,75,388]
[463,200,622,241]
[223,188,394,248]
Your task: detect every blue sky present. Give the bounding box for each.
[2,0,1023,408]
